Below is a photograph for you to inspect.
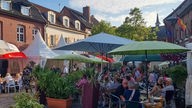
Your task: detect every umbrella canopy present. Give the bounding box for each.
[0,52,27,59]
[52,53,95,63]
[96,55,114,63]
[120,54,163,62]
[89,57,108,63]
[109,41,189,55]
[56,32,133,53]
[0,40,19,54]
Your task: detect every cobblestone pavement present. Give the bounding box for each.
[0,93,15,108]
[0,93,82,108]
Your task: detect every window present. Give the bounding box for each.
[65,37,70,43]
[50,35,56,46]
[1,0,11,11]
[63,16,69,27]
[49,14,54,23]
[75,20,81,30]
[21,6,30,16]
[32,28,38,39]
[17,25,25,42]
[48,11,55,24]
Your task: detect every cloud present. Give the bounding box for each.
[94,14,127,26]
[69,0,181,14]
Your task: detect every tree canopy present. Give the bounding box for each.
[91,20,116,35]
[116,7,157,41]
[91,7,158,41]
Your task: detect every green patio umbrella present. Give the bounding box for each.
[109,41,189,98]
[52,54,104,72]
[52,54,93,63]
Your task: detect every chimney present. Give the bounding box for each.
[83,6,90,23]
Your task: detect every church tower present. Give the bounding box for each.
[155,13,160,27]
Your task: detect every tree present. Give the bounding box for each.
[91,20,116,35]
[116,7,157,41]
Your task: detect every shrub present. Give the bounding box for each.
[165,65,187,87]
[12,93,43,108]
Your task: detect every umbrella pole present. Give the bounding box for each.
[101,53,103,73]
[145,50,149,99]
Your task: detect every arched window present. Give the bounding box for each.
[48,11,56,24]
[63,16,69,27]
[75,20,81,30]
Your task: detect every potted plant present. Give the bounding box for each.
[33,66,80,108]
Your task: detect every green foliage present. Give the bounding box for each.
[32,66,81,99]
[91,20,116,35]
[124,7,145,26]
[116,7,157,41]
[32,66,99,99]
[12,93,43,108]
[165,65,187,87]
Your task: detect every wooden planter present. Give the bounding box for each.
[82,83,100,108]
[46,97,72,108]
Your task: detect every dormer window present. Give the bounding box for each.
[1,0,11,11]
[48,11,55,24]
[75,20,81,30]
[63,16,69,27]
[21,6,30,16]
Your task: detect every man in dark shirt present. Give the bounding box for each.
[114,78,128,101]
[124,76,140,102]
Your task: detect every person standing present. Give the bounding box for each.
[22,65,32,93]
[63,65,68,74]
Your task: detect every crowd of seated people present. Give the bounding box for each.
[97,62,176,108]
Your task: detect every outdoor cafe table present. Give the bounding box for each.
[142,97,163,108]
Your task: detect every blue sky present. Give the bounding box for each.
[29,0,183,27]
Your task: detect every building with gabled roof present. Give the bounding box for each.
[164,0,192,45]
[0,0,46,50]
[33,3,99,48]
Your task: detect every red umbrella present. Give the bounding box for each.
[96,55,114,63]
[0,52,27,59]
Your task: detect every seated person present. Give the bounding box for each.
[114,77,128,101]
[124,76,140,102]
[4,73,13,84]
[161,78,174,98]
[150,77,164,97]
[15,73,22,82]
[108,75,121,90]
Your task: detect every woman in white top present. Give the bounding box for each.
[4,73,13,83]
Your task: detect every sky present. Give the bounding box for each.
[29,0,184,27]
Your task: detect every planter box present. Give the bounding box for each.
[82,83,100,108]
[46,97,72,108]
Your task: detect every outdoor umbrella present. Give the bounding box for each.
[96,55,115,63]
[109,41,189,98]
[52,53,93,63]
[0,52,27,59]
[56,32,133,53]
[120,54,163,62]
[52,53,108,72]
[56,32,133,72]
[0,40,20,54]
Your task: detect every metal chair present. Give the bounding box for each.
[109,93,142,108]
[5,80,16,93]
